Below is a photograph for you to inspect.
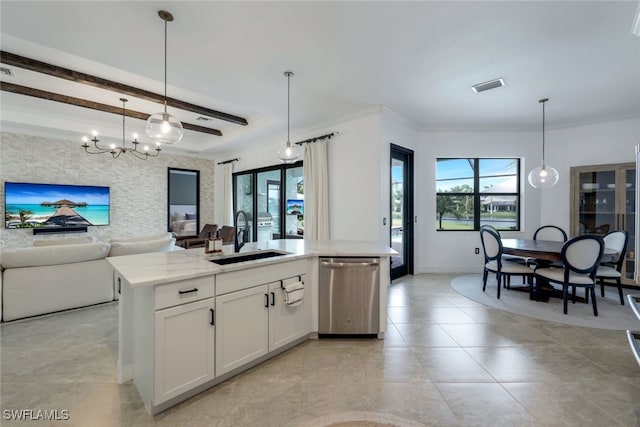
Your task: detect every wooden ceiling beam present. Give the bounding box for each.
[1,81,223,136]
[0,51,248,127]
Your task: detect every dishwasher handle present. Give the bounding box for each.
[320,260,379,268]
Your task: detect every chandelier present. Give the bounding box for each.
[146,10,183,145]
[82,98,161,160]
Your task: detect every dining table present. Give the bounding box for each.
[500,238,617,301]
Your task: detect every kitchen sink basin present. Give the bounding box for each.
[209,250,289,265]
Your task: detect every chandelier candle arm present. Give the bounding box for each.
[528,98,559,188]
[277,70,300,163]
[81,98,161,160]
[146,10,184,145]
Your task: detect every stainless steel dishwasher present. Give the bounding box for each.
[318,257,380,335]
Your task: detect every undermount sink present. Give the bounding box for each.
[208,250,290,265]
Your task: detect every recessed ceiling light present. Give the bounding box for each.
[471,78,505,93]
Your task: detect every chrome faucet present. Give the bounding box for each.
[234,210,248,253]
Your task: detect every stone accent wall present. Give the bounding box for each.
[0,132,215,249]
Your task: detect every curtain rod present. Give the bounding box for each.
[217,158,239,165]
[294,131,338,146]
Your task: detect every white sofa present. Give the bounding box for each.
[0,233,178,321]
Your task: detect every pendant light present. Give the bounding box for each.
[528,98,559,188]
[146,10,183,145]
[277,71,300,163]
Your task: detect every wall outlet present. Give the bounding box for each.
[475,248,480,255]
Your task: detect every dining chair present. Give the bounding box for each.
[527,225,568,269]
[533,225,568,242]
[595,230,628,305]
[480,226,535,299]
[534,235,604,316]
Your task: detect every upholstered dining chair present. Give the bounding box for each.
[527,225,568,269]
[595,230,628,305]
[534,235,604,316]
[480,225,535,299]
[533,225,568,242]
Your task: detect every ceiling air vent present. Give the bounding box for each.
[471,78,505,93]
[0,67,13,76]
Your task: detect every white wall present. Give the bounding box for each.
[224,110,389,243]
[416,116,640,273]
[418,129,540,273]
[0,132,215,249]
[541,117,640,232]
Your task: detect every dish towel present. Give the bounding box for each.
[284,281,304,306]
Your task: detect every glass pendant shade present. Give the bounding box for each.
[277,141,300,163]
[146,109,183,144]
[528,165,559,188]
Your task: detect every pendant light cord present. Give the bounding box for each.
[540,98,548,167]
[287,72,291,144]
[122,99,126,148]
[163,17,168,112]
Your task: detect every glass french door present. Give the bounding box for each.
[233,162,303,242]
[390,144,414,279]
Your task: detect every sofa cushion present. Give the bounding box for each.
[33,236,96,246]
[110,233,173,243]
[109,237,175,257]
[1,242,111,269]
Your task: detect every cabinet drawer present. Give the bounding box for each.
[216,259,308,295]
[155,276,215,310]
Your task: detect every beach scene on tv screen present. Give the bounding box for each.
[5,183,110,229]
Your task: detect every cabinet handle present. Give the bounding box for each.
[210,308,215,326]
[264,293,269,308]
[117,277,121,295]
[178,288,198,295]
[270,291,275,306]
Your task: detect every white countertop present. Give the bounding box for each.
[107,239,397,288]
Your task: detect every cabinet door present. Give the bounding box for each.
[216,285,269,376]
[154,297,215,404]
[268,275,309,350]
[573,165,617,236]
[620,165,636,283]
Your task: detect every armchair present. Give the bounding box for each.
[176,224,218,249]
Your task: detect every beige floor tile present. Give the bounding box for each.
[2,274,636,427]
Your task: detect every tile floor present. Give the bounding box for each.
[1,273,640,426]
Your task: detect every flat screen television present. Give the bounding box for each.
[4,182,110,229]
[286,199,303,216]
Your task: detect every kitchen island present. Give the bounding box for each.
[108,239,396,415]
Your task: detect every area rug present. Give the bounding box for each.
[451,274,640,330]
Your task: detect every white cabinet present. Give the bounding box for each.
[215,286,269,376]
[268,276,308,349]
[215,263,310,377]
[154,297,215,403]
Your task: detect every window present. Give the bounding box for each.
[436,158,521,231]
[233,161,303,242]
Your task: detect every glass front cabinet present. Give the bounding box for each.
[570,162,636,285]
